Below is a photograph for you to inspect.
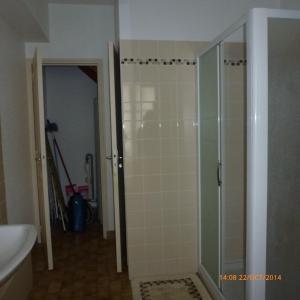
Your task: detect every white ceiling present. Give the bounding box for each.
[47,0,115,5]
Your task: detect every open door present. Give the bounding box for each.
[108,42,127,272]
[32,49,53,270]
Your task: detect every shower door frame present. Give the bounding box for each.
[197,44,222,292]
[246,8,300,300]
[197,7,300,300]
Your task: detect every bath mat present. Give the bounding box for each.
[131,274,212,300]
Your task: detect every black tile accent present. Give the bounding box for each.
[224,58,247,66]
[120,57,197,66]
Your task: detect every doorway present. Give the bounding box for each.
[33,59,110,270]
[28,50,126,272]
[43,64,101,233]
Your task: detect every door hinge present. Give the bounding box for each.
[35,152,41,162]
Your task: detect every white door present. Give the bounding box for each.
[32,49,53,270]
[108,42,126,272]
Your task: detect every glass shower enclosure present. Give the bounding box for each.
[197,8,300,300]
[198,25,246,300]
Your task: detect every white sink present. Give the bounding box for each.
[0,225,37,284]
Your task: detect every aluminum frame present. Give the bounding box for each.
[197,7,300,300]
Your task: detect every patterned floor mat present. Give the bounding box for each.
[131,274,212,300]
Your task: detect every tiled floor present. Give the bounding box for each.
[29,225,132,300]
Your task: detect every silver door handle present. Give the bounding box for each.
[106,155,112,160]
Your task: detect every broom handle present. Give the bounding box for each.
[53,138,76,194]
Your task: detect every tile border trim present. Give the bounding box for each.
[121,58,197,66]
[120,58,246,66]
[224,59,247,66]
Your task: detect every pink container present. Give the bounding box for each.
[65,184,77,197]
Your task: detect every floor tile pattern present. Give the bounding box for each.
[29,225,132,300]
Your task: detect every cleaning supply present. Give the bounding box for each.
[84,153,94,201]
[47,120,87,232]
[68,193,87,232]
[45,121,68,231]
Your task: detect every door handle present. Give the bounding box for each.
[106,155,112,160]
[217,162,222,186]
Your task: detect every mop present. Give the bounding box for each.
[45,120,68,230]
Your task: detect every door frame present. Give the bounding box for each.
[27,58,110,240]
[108,41,122,272]
[26,59,42,243]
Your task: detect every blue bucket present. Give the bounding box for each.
[68,193,87,232]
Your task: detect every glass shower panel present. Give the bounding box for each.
[199,46,220,286]
[220,26,246,300]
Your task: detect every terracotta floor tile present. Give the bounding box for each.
[29,224,132,300]
[48,281,62,293]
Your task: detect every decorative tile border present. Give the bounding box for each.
[224,59,247,66]
[121,58,197,66]
[121,58,246,66]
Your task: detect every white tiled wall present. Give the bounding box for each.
[120,40,208,278]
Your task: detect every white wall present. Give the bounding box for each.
[0,17,34,224]
[26,3,116,230]
[23,0,49,38]
[118,0,281,41]
[44,66,98,202]
[280,0,300,9]
[0,0,49,41]
[115,0,120,41]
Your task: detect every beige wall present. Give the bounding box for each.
[120,40,208,278]
[0,17,34,224]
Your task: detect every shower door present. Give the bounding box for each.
[198,25,247,299]
[198,45,221,286]
[220,25,246,300]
